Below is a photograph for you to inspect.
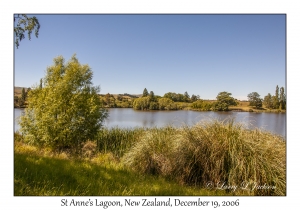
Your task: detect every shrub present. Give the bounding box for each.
[19,55,108,151]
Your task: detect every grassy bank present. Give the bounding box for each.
[14,141,228,196]
[15,119,286,196]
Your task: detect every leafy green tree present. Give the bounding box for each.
[184,91,190,102]
[21,87,26,101]
[143,88,149,97]
[273,85,280,109]
[14,96,20,107]
[279,87,286,110]
[14,14,40,49]
[158,98,176,110]
[104,93,116,107]
[263,93,272,109]
[133,96,150,110]
[192,99,212,111]
[214,91,237,111]
[163,92,185,102]
[19,55,108,151]
[247,92,262,109]
[39,78,43,89]
[149,101,159,110]
[190,94,199,102]
[149,91,155,101]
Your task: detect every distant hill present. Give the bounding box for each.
[15,86,143,99]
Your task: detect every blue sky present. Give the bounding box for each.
[14,14,286,100]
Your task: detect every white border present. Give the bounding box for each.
[2,1,298,209]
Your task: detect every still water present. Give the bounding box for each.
[14,108,286,137]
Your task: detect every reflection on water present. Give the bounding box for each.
[14,108,286,138]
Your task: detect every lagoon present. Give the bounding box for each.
[14,108,286,138]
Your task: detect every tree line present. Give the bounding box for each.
[133,88,238,111]
[247,85,286,110]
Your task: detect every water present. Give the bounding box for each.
[14,108,286,138]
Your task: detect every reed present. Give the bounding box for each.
[96,127,145,157]
[122,119,286,195]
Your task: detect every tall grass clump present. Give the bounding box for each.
[122,119,286,196]
[96,127,145,157]
[122,126,177,176]
[174,119,286,195]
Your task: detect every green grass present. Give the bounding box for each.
[14,141,229,196]
[15,119,286,196]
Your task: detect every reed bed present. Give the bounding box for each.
[122,119,286,195]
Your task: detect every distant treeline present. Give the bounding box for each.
[14,85,286,111]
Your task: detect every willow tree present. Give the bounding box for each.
[14,14,40,49]
[19,55,108,150]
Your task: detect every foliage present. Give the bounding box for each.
[149,91,155,101]
[133,96,151,110]
[263,93,272,109]
[14,14,40,49]
[122,120,286,195]
[191,100,213,111]
[133,97,178,110]
[263,85,286,110]
[103,93,116,107]
[190,94,200,102]
[164,92,185,102]
[143,88,149,97]
[183,91,190,102]
[158,98,177,110]
[39,78,43,89]
[247,92,262,108]
[279,87,286,110]
[213,91,237,111]
[19,55,108,151]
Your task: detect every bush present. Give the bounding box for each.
[19,55,108,151]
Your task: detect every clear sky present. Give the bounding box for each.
[14,14,286,100]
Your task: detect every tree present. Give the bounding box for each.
[158,98,176,110]
[39,78,43,89]
[263,93,272,109]
[278,87,286,110]
[247,92,262,109]
[273,85,280,109]
[19,55,108,151]
[190,94,199,102]
[214,91,237,111]
[21,87,26,101]
[104,93,116,107]
[184,91,190,102]
[133,96,151,110]
[143,88,149,97]
[149,91,154,101]
[14,14,40,49]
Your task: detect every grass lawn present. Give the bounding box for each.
[14,142,230,196]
